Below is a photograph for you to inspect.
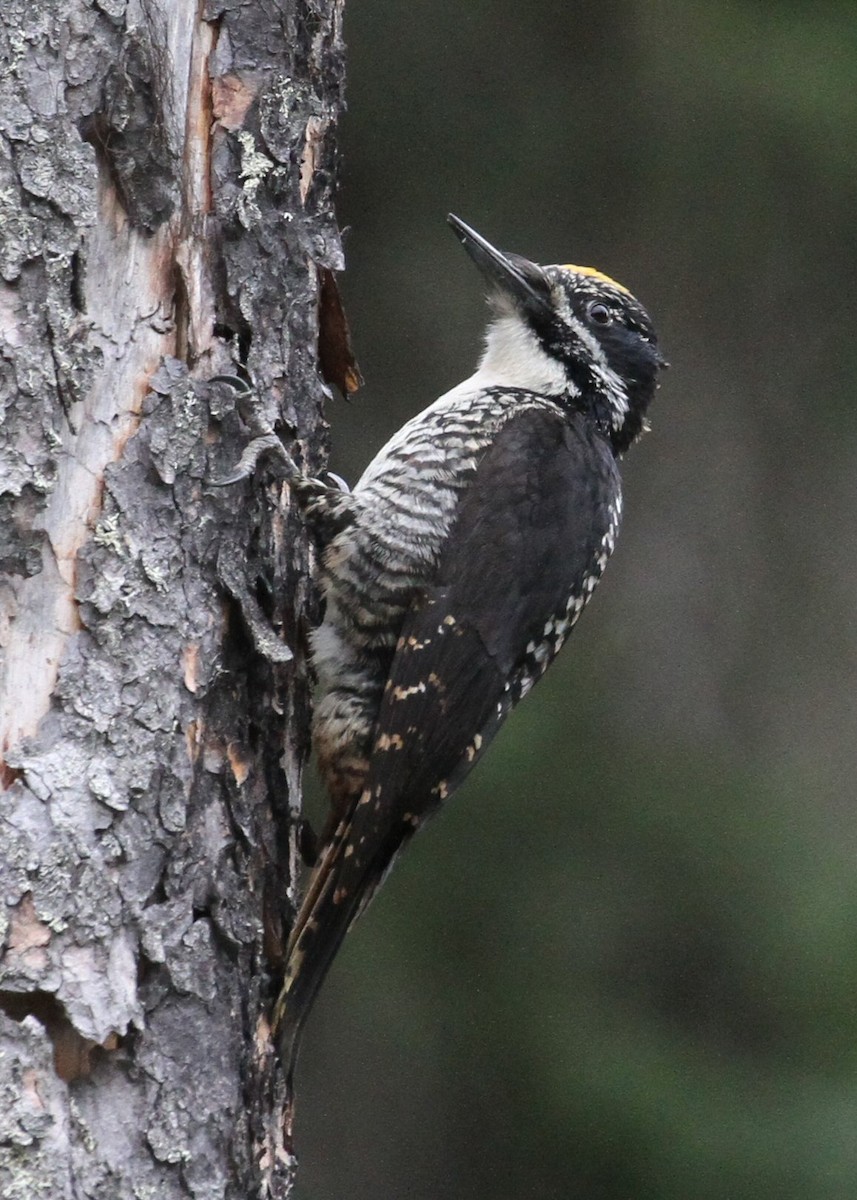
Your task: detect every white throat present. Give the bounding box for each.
[472,314,572,396]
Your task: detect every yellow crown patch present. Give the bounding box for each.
[561,265,631,296]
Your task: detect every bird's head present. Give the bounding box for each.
[448,214,665,454]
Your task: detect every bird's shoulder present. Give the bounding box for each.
[437,397,622,635]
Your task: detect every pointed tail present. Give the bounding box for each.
[273,844,360,1078]
[272,804,405,1080]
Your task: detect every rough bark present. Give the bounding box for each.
[0,0,346,1196]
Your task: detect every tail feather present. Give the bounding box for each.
[274,801,405,1078]
[286,815,350,959]
[275,858,360,1078]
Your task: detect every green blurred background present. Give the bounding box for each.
[295,3,857,1196]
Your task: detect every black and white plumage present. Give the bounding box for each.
[274,215,664,1078]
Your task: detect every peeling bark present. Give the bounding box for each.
[0,0,346,1196]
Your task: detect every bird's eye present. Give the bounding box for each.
[588,301,612,325]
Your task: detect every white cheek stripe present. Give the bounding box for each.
[565,316,629,428]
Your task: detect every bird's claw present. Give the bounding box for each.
[324,471,351,494]
[207,373,352,496]
[211,433,300,487]
[208,372,254,395]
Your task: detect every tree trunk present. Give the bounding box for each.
[0,1,346,1196]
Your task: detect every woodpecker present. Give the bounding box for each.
[273,215,664,1080]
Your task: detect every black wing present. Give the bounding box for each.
[277,405,620,1070]
[357,404,620,814]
